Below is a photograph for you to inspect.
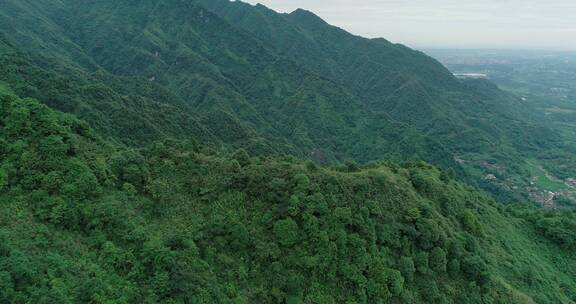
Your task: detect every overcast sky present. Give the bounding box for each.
[242,0,576,50]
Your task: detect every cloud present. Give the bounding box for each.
[553,28,576,32]
[242,0,576,50]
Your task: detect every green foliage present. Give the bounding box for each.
[462,209,483,235]
[0,93,575,303]
[405,207,422,222]
[197,0,566,203]
[0,2,575,304]
[430,247,448,273]
[0,0,563,204]
[399,257,416,284]
[415,251,430,275]
[0,167,7,191]
[530,210,576,250]
[461,255,489,285]
[344,160,360,173]
[448,258,461,277]
[386,269,405,297]
[441,167,455,183]
[233,148,251,167]
[274,218,299,247]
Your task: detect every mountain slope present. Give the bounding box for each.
[1,90,575,303]
[0,0,568,203]
[197,0,566,201]
[197,0,547,138]
[0,0,462,168]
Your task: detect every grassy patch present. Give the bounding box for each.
[526,161,572,192]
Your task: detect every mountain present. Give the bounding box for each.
[0,0,568,202]
[1,89,576,303]
[0,0,462,169]
[197,0,548,139]
[197,0,567,201]
[1,0,576,303]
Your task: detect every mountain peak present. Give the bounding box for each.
[288,8,327,26]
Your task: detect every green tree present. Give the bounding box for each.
[410,171,434,195]
[0,167,7,191]
[415,252,429,274]
[0,271,15,303]
[448,259,461,277]
[147,178,174,214]
[405,207,421,222]
[430,247,447,273]
[440,168,455,183]
[294,173,310,193]
[344,160,360,172]
[110,151,149,188]
[417,219,441,249]
[462,209,483,235]
[386,269,405,296]
[274,218,299,247]
[462,255,488,283]
[233,149,251,167]
[366,260,392,301]
[399,257,415,283]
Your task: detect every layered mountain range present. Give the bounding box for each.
[0,1,575,303]
[0,0,569,201]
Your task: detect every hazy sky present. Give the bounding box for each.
[242,0,576,50]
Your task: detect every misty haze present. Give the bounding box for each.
[244,0,576,50]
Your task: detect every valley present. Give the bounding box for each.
[427,48,576,207]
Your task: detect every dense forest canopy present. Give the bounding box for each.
[0,0,575,303]
[1,0,573,203]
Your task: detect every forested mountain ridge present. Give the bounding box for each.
[0,0,463,169]
[1,0,576,302]
[1,89,576,303]
[197,0,568,201]
[0,0,566,202]
[197,0,549,135]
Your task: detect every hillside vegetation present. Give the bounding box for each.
[0,0,569,202]
[1,91,576,303]
[1,1,576,303]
